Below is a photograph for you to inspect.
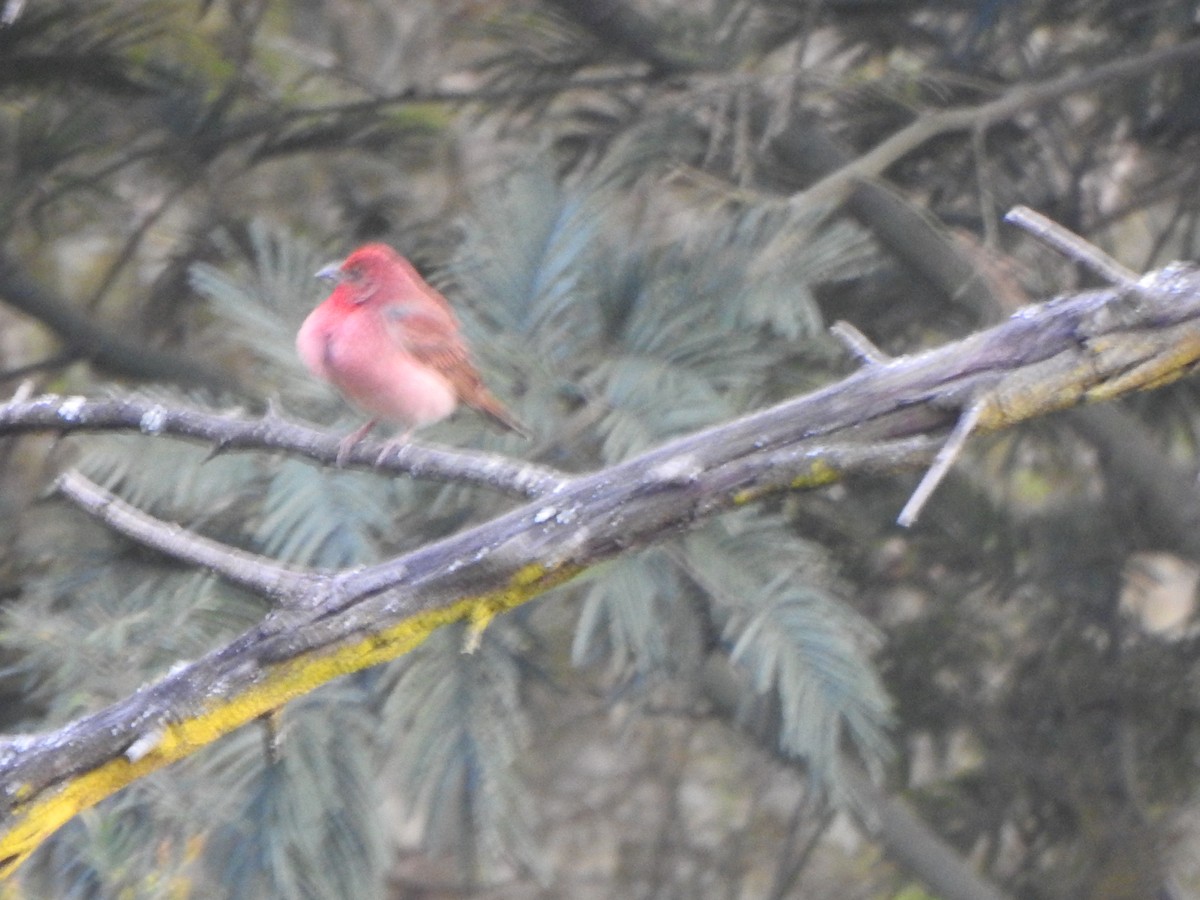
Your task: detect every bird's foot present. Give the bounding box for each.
[374,430,413,467]
[335,419,377,467]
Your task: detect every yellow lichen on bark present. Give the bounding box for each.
[0,561,583,878]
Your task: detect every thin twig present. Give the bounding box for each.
[897,399,985,528]
[1005,205,1141,289]
[830,321,892,365]
[56,470,313,601]
[790,39,1200,211]
[84,178,198,312]
[267,73,659,128]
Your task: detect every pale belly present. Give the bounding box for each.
[306,317,458,428]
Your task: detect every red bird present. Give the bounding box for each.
[297,243,526,462]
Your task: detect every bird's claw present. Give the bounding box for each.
[374,431,413,467]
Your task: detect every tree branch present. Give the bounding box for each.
[1005,205,1141,289]
[699,651,1013,900]
[540,0,696,74]
[4,263,1200,876]
[790,38,1200,211]
[55,471,314,603]
[0,253,239,394]
[0,393,568,499]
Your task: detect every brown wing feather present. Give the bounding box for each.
[382,304,528,436]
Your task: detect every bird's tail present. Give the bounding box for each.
[471,391,530,439]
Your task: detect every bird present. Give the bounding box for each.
[296,242,526,464]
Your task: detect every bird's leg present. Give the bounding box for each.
[336,418,377,467]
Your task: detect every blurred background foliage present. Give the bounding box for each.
[2,1,1200,897]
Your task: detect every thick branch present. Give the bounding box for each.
[3,264,1200,876]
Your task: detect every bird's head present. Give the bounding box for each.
[316,243,423,307]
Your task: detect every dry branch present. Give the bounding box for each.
[0,394,566,498]
[3,262,1200,875]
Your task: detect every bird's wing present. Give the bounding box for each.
[381,301,526,435]
[381,302,486,396]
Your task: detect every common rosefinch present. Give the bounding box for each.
[297,242,526,462]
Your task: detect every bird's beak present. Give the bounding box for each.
[315,262,343,283]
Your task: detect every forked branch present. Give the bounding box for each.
[3,256,1200,877]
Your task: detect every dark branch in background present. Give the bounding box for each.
[239,74,660,160]
[0,53,160,94]
[0,394,568,499]
[541,0,697,74]
[277,73,657,120]
[699,654,1013,900]
[790,38,1200,210]
[0,254,239,394]
[0,351,78,383]
[1065,404,1200,559]
[755,41,1200,323]
[762,120,1008,318]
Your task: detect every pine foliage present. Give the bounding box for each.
[200,688,387,900]
[691,514,892,796]
[452,171,892,801]
[377,626,541,881]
